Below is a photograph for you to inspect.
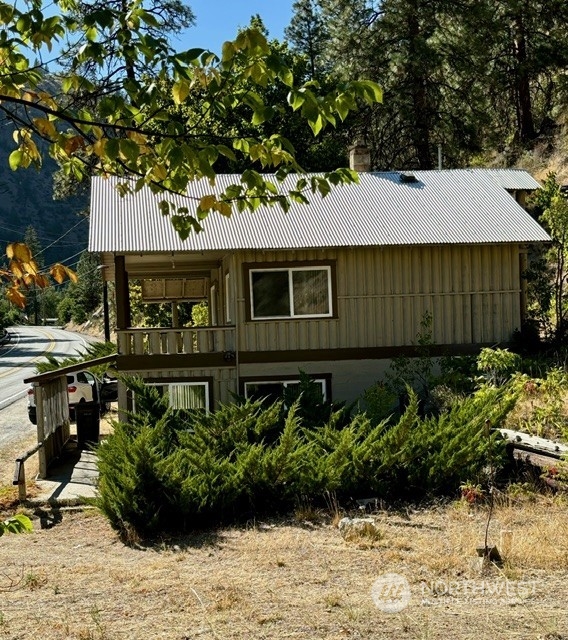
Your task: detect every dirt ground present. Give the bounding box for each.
[1,494,568,640]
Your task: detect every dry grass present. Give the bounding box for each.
[0,497,567,639]
[0,410,116,509]
[0,432,39,508]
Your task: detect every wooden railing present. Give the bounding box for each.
[13,441,44,502]
[117,326,235,357]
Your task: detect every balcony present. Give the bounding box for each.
[117,326,235,359]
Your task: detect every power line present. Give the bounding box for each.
[0,224,86,246]
[35,217,88,257]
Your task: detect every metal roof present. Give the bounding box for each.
[461,168,541,190]
[88,170,550,254]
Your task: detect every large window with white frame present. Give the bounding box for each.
[249,265,333,320]
[145,381,210,411]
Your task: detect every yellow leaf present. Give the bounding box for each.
[22,259,39,276]
[63,136,85,156]
[9,259,25,279]
[50,263,66,284]
[35,275,50,289]
[126,131,147,145]
[172,80,190,105]
[37,91,58,109]
[93,138,106,158]
[22,91,38,103]
[64,265,78,284]
[33,117,57,138]
[6,286,26,309]
[214,201,232,217]
[199,195,216,211]
[6,242,32,262]
[151,164,167,181]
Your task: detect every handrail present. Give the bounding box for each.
[117,326,235,357]
[13,441,44,502]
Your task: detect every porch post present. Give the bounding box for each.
[115,255,131,330]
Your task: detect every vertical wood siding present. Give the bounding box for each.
[236,245,521,351]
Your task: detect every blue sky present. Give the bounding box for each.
[175,1,295,53]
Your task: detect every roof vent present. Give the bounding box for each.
[400,172,418,183]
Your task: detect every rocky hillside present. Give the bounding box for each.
[0,120,89,267]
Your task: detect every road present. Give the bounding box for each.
[0,326,94,448]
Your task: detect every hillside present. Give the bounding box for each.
[0,121,89,267]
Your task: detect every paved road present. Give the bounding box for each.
[0,326,94,448]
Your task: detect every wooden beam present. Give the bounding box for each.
[115,255,131,330]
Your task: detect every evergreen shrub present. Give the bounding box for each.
[96,380,519,537]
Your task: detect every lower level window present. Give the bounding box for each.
[244,379,327,404]
[149,382,209,411]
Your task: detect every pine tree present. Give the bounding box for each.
[23,226,44,325]
[285,0,330,80]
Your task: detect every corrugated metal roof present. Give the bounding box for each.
[88,170,550,254]
[462,168,541,190]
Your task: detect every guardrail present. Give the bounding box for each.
[13,441,44,502]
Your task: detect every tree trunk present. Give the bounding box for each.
[407,10,433,169]
[513,14,535,143]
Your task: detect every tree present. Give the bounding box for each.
[59,0,195,81]
[318,0,479,169]
[161,17,352,175]
[285,0,330,81]
[0,2,381,229]
[528,174,568,343]
[23,225,44,323]
[0,2,380,307]
[480,0,568,147]
[57,250,103,323]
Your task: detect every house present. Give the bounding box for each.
[88,165,549,411]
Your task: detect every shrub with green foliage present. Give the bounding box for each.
[96,380,519,537]
[477,347,521,386]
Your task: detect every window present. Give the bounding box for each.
[147,382,209,411]
[249,266,332,319]
[244,378,327,404]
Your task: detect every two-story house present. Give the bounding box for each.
[88,166,549,411]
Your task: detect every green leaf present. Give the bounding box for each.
[288,89,305,111]
[159,200,170,216]
[119,138,139,162]
[217,145,236,162]
[105,138,119,161]
[308,115,324,136]
[8,149,23,170]
[171,214,202,240]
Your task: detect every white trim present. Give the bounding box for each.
[144,381,210,411]
[249,265,333,320]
